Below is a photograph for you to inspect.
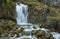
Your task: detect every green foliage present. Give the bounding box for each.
[33,26,37,29]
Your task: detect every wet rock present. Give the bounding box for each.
[33,30,54,39]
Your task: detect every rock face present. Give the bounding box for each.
[38,0,60,7]
[0,0,60,32]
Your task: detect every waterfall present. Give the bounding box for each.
[15,2,60,39]
[16,2,28,25]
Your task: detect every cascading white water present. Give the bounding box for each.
[16,3,60,39]
[51,32,60,39]
[16,2,28,25]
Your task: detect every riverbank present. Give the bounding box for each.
[0,24,54,39]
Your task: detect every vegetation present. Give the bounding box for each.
[33,26,37,29]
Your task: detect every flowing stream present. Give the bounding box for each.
[15,2,60,39]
